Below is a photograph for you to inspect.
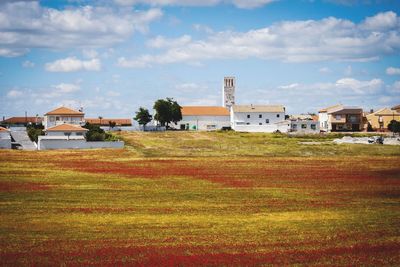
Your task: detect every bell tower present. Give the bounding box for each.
[222,76,235,110]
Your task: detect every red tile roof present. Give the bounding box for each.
[181,106,230,116]
[0,126,9,132]
[1,117,43,124]
[45,107,84,116]
[46,124,88,132]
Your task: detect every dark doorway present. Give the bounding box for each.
[352,124,359,131]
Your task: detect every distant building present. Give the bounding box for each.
[231,105,287,132]
[0,127,11,149]
[43,107,84,129]
[285,115,320,134]
[222,77,235,110]
[172,106,230,131]
[318,104,363,132]
[45,124,88,137]
[1,116,42,126]
[366,107,400,131]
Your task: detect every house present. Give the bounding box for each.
[318,104,363,132]
[44,124,88,138]
[1,116,43,126]
[230,105,286,132]
[0,127,11,149]
[287,115,320,134]
[366,108,400,131]
[171,106,230,131]
[43,107,84,129]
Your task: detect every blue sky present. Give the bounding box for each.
[1,0,399,118]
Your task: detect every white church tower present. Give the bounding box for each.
[222,76,235,110]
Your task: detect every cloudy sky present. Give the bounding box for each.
[1,0,399,118]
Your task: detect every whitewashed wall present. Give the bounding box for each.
[290,120,320,134]
[0,133,11,149]
[38,138,124,150]
[233,123,289,133]
[318,113,329,131]
[172,115,230,131]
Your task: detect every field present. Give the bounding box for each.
[1,131,400,265]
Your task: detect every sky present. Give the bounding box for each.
[0,0,400,118]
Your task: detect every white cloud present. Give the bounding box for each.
[386,67,400,75]
[54,83,80,93]
[82,49,98,59]
[0,1,163,57]
[387,81,400,94]
[118,11,400,67]
[43,83,81,98]
[45,57,101,72]
[22,60,35,68]
[175,83,208,93]
[6,90,23,98]
[278,83,299,89]
[147,35,192,49]
[113,0,275,8]
[106,90,121,97]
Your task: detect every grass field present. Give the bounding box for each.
[1,132,400,265]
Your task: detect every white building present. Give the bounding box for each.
[231,105,286,132]
[222,77,235,110]
[45,123,88,137]
[172,106,230,131]
[0,127,11,149]
[43,106,84,129]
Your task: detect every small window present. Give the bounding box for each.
[301,124,307,129]
[277,114,280,118]
[266,119,269,124]
[311,124,316,130]
[292,124,298,130]
[335,115,341,120]
[50,116,55,122]
[76,132,83,136]
[56,116,60,120]
[259,123,262,125]
[246,122,250,125]
[259,114,262,118]
[247,114,250,119]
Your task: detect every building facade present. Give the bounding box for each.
[172,106,230,131]
[366,108,400,131]
[231,105,286,132]
[43,107,85,129]
[319,104,363,132]
[0,127,11,149]
[222,77,235,110]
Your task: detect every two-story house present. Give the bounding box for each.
[366,107,400,131]
[43,107,84,130]
[231,105,287,132]
[319,104,363,132]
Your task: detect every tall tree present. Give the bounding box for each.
[134,107,152,131]
[388,120,400,135]
[153,98,182,127]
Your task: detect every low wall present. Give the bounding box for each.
[38,139,124,150]
[233,124,289,133]
[0,138,11,149]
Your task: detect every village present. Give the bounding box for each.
[1,76,400,150]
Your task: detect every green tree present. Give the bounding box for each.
[153,98,182,127]
[134,107,152,131]
[388,120,400,135]
[84,122,105,141]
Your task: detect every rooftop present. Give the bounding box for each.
[45,107,84,116]
[46,123,88,132]
[367,107,400,116]
[85,118,132,126]
[232,105,285,113]
[0,126,9,132]
[1,117,43,124]
[181,106,230,116]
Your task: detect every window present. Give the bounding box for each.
[259,114,262,118]
[50,116,55,122]
[76,132,83,136]
[311,124,316,130]
[56,116,60,121]
[259,123,262,125]
[266,119,269,124]
[276,114,280,118]
[247,114,250,119]
[292,124,297,130]
[246,122,250,125]
[301,124,307,129]
[335,115,341,120]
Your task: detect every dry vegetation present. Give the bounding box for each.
[1,131,399,265]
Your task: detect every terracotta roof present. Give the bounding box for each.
[181,106,230,116]
[232,105,285,113]
[85,118,132,126]
[0,126,9,132]
[45,107,84,116]
[367,107,400,116]
[319,104,342,113]
[392,104,400,110]
[46,124,88,132]
[1,117,43,124]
